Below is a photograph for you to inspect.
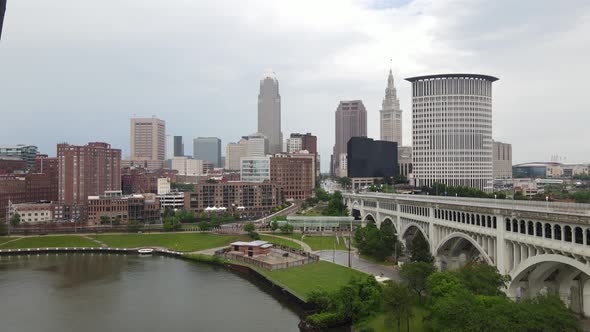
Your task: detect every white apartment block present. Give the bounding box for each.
[240,156,270,182]
[171,157,203,176]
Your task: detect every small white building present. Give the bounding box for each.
[157,178,171,195]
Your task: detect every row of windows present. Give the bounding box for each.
[504,219,590,245]
[400,205,429,217]
[435,209,498,229]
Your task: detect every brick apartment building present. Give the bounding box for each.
[0,155,59,222]
[270,154,314,200]
[184,182,281,216]
[58,142,121,205]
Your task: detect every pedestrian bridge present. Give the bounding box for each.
[344,192,590,315]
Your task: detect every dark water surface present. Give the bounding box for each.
[0,253,301,332]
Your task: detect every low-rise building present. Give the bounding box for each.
[230,240,273,257]
[184,181,281,216]
[158,191,185,211]
[87,191,160,225]
[8,201,53,224]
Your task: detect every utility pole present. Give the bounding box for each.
[348,218,352,268]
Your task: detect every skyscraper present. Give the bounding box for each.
[258,69,282,154]
[173,136,184,157]
[57,142,121,205]
[406,74,498,191]
[130,117,166,161]
[193,137,221,167]
[380,69,403,145]
[332,100,367,175]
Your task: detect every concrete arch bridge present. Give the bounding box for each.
[345,192,590,316]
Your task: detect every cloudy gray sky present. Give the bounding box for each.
[1,0,589,170]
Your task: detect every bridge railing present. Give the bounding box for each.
[345,192,590,216]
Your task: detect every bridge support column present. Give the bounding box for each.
[428,207,436,257]
[496,215,507,275]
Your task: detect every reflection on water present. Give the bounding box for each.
[0,254,301,332]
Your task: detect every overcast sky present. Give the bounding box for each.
[1,0,589,170]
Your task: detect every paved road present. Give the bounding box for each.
[316,250,402,281]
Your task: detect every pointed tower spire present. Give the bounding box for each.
[380,66,403,145]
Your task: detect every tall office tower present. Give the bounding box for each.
[225,139,248,171]
[193,137,221,167]
[130,117,166,161]
[165,135,174,160]
[57,142,121,205]
[406,74,498,191]
[380,69,403,145]
[493,141,512,179]
[173,136,184,157]
[332,100,367,175]
[258,69,282,154]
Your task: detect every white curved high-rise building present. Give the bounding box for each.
[380,69,402,145]
[406,74,498,191]
[257,69,282,154]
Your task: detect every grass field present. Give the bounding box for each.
[0,236,99,249]
[302,235,348,250]
[92,233,249,252]
[254,261,367,300]
[0,237,15,246]
[259,234,302,249]
[359,306,428,332]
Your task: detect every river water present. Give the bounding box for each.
[0,253,301,332]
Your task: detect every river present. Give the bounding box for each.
[0,253,301,332]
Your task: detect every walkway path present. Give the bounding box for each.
[82,235,107,248]
[316,250,402,281]
[260,233,312,252]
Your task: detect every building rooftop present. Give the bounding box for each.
[230,240,271,248]
[405,73,499,82]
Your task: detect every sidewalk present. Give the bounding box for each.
[315,250,402,281]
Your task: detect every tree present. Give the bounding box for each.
[380,221,398,258]
[9,213,20,227]
[127,220,142,232]
[426,272,462,298]
[0,222,7,236]
[409,231,433,263]
[454,263,510,296]
[100,215,110,225]
[280,223,294,234]
[244,223,256,238]
[323,191,347,216]
[163,207,175,218]
[399,261,435,303]
[382,282,413,332]
[271,220,279,232]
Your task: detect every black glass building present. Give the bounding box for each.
[347,137,398,178]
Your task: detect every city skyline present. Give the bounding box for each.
[1,0,589,171]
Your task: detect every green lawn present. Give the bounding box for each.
[302,235,348,251]
[0,236,99,249]
[92,233,249,252]
[259,234,302,250]
[253,261,367,300]
[359,306,428,332]
[0,237,15,245]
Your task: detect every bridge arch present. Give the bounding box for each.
[434,232,494,270]
[363,213,376,226]
[509,254,590,316]
[400,221,428,240]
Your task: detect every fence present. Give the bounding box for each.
[222,245,319,271]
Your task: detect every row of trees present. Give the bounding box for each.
[305,276,383,328]
[380,261,579,332]
[354,222,401,261]
[424,182,507,199]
